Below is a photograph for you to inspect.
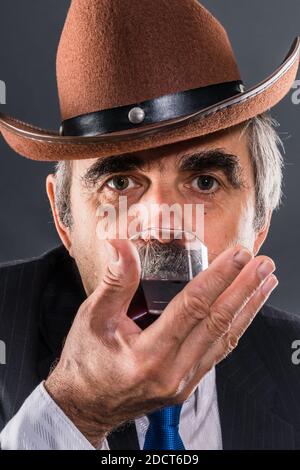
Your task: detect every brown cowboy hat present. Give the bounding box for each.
[0,0,299,162]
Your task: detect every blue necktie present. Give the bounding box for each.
[143,404,185,450]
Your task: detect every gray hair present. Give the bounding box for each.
[243,113,284,231]
[54,112,284,232]
[54,159,73,228]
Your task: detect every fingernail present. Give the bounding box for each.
[257,260,275,280]
[233,248,252,269]
[261,275,278,295]
[105,240,119,263]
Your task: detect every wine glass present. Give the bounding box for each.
[127,227,208,329]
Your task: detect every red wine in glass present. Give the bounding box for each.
[127,279,189,330]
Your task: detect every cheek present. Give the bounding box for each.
[71,228,108,295]
[203,195,256,262]
[235,199,257,249]
[71,190,100,242]
[69,194,108,291]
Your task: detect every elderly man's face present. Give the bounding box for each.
[47,123,271,296]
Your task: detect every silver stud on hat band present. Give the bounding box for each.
[128,107,145,124]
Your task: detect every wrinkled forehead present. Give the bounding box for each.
[72,121,250,178]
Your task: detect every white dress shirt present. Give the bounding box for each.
[0,367,222,450]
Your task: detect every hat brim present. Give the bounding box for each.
[0,37,299,162]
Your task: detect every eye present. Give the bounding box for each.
[106,175,137,191]
[190,175,220,193]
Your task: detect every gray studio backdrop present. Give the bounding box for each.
[0,1,299,314]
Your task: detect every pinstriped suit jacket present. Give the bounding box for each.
[0,244,300,450]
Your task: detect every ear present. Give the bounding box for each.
[46,174,74,257]
[253,210,272,255]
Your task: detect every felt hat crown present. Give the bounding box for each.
[0,0,299,161]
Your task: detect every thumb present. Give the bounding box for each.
[91,238,141,320]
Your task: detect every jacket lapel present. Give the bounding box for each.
[216,317,298,449]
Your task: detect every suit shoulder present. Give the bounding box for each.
[0,245,68,318]
[0,245,67,279]
[0,245,65,271]
[259,303,300,334]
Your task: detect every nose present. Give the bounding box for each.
[137,183,184,235]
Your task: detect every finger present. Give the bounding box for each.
[88,238,141,323]
[176,259,275,378]
[176,274,278,399]
[139,244,254,352]
[205,273,279,364]
[172,255,275,373]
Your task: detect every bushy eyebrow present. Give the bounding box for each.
[81,153,146,188]
[179,149,245,188]
[81,148,245,189]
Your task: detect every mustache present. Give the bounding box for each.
[135,239,204,280]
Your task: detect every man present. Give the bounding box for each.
[0,0,300,450]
